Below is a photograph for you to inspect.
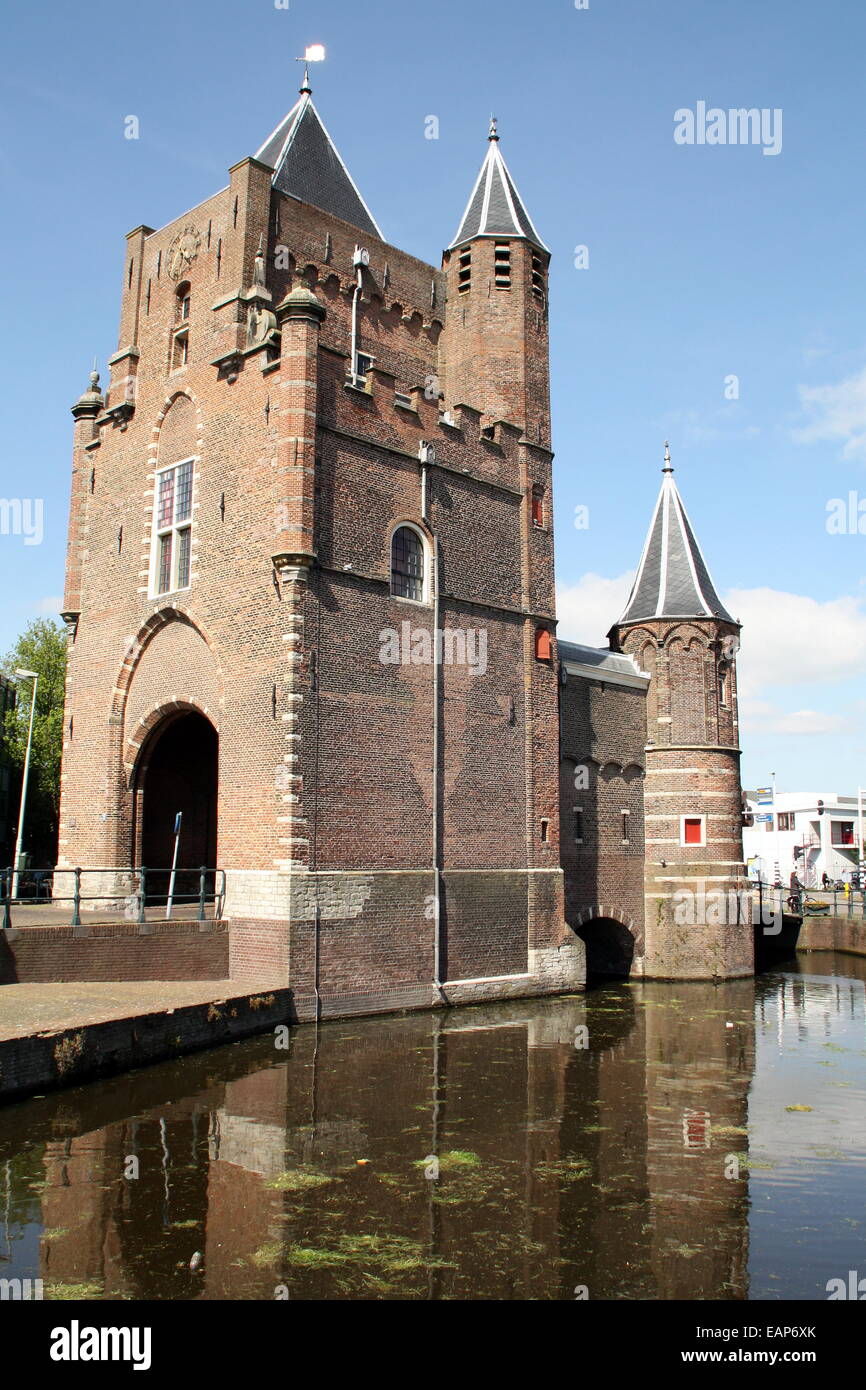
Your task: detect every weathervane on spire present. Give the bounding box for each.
[663,440,673,473]
[296,43,326,95]
[489,114,499,141]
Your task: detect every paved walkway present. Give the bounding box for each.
[0,978,279,1042]
[3,903,221,928]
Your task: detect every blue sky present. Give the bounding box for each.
[0,0,864,790]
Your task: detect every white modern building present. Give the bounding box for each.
[743,791,865,888]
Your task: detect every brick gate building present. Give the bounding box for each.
[58,78,752,1014]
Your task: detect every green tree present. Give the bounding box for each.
[1,619,67,865]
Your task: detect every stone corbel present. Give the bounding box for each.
[271,551,316,586]
[210,347,245,383]
[102,398,135,429]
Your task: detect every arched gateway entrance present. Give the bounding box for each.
[134,710,218,902]
[576,917,635,982]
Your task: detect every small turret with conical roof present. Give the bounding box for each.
[440,119,551,438]
[447,116,549,254]
[609,446,750,980]
[612,443,736,632]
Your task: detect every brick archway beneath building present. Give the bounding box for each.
[573,906,642,981]
[132,707,218,903]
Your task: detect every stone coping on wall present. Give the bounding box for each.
[796,915,866,958]
[0,980,291,1103]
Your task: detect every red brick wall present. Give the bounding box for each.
[0,920,228,984]
[559,673,648,954]
[440,238,551,443]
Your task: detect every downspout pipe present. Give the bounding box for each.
[431,531,444,999]
[420,440,446,1001]
[350,246,368,383]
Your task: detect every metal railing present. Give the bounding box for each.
[1,866,226,931]
[752,878,866,922]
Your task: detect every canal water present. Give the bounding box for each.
[1,951,864,1300]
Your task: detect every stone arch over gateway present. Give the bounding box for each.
[112,608,223,754]
[102,609,223,866]
[124,696,217,784]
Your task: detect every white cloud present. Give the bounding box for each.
[793,364,866,460]
[737,698,851,736]
[725,587,866,694]
[556,571,635,647]
[557,577,866,743]
[35,595,63,615]
[660,408,759,448]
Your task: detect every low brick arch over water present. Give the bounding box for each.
[574,910,640,980]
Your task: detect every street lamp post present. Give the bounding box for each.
[11,669,38,900]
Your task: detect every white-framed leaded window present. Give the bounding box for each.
[152,459,194,596]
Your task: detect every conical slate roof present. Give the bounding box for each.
[448,121,548,252]
[256,89,382,240]
[615,450,735,627]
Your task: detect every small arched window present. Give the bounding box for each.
[534,627,552,661]
[718,660,729,708]
[390,525,425,602]
[176,282,191,321]
[172,284,190,370]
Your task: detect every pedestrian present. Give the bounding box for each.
[822,871,831,890]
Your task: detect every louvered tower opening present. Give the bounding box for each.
[494,242,511,289]
[531,253,545,301]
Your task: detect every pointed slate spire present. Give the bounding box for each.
[448,118,548,252]
[615,444,735,627]
[256,82,382,240]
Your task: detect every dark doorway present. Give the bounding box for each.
[576,917,635,983]
[137,711,218,904]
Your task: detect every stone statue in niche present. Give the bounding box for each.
[253,234,267,290]
[247,302,277,348]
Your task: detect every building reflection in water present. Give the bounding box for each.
[0,978,764,1300]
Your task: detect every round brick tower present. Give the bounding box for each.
[608,446,752,979]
